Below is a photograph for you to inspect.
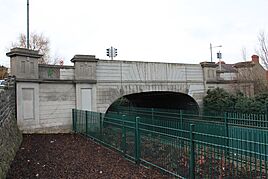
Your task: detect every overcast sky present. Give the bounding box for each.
[1,0,268,67]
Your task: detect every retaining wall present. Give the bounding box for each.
[0,78,22,179]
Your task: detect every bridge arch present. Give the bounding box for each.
[106,91,199,113]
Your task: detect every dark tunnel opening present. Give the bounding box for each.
[107,91,199,113]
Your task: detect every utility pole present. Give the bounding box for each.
[210,43,212,62]
[106,46,118,60]
[27,0,30,49]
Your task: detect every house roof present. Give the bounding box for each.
[216,63,237,73]
[217,60,256,73]
[233,61,254,68]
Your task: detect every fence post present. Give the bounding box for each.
[266,103,268,116]
[189,124,195,179]
[85,111,88,134]
[266,103,268,127]
[76,110,80,133]
[72,109,75,132]
[75,109,78,132]
[179,110,184,148]
[122,115,126,155]
[99,113,103,139]
[152,108,155,133]
[135,117,141,164]
[180,110,183,129]
[224,112,229,155]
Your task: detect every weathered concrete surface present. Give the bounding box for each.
[38,83,75,133]
[16,83,76,133]
[7,48,208,133]
[96,60,205,112]
[71,55,98,81]
[39,64,74,80]
[6,48,41,80]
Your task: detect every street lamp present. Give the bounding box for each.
[27,0,30,49]
[210,43,222,62]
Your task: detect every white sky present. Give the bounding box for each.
[1,0,268,67]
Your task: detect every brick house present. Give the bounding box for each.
[201,55,268,96]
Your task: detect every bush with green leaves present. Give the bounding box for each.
[203,88,268,114]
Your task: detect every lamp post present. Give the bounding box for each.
[27,0,29,49]
[210,43,222,62]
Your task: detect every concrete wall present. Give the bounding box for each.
[39,64,74,80]
[39,83,76,132]
[96,60,205,112]
[219,72,237,80]
[16,82,76,133]
[7,48,207,132]
[96,60,203,82]
[16,82,40,131]
[0,78,22,179]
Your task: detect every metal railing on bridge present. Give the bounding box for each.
[72,108,268,178]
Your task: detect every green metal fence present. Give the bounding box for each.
[72,108,268,178]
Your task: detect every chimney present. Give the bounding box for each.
[251,55,259,63]
[216,61,225,64]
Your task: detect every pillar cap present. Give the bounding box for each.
[6,48,43,58]
[71,55,98,63]
[200,61,217,68]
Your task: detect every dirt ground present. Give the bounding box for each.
[6,134,170,179]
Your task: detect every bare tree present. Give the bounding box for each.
[241,47,247,61]
[12,32,52,64]
[51,52,63,65]
[0,66,8,79]
[257,31,268,69]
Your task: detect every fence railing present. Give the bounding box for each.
[72,108,268,178]
[115,106,268,129]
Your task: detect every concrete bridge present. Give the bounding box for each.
[7,48,207,132]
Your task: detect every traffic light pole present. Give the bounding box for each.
[106,46,118,60]
[111,46,113,60]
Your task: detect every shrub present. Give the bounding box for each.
[203,88,268,114]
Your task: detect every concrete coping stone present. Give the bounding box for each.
[200,61,218,68]
[39,64,74,69]
[6,48,43,58]
[71,55,98,63]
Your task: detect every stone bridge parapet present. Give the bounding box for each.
[6,48,207,132]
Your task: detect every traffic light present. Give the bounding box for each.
[217,52,222,59]
[114,48,117,57]
[106,48,110,57]
[106,46,118,59]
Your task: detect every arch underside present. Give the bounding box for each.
[107,91,199,112]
